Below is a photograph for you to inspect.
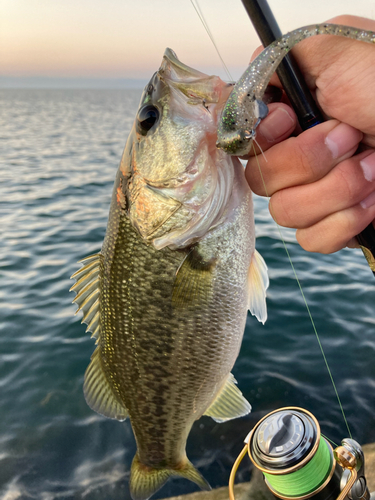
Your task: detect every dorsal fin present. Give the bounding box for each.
[70,253,102,342]
[204,373,251,422]
[71,255,127,420]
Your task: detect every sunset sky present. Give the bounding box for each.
[1,0,374,84]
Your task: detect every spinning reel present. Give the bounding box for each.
[229,407,374,500]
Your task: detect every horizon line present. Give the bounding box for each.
[0,76,149,89]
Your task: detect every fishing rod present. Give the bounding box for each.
[241,0,375,278]
[229,407,375,500]
[225,2,375,499]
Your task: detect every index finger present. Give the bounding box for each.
[245,120,363,196]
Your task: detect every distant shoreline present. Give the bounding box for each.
[0,76,148,89]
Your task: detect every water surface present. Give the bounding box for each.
[1,89,374,500]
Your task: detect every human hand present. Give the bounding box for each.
[245,15,375,253]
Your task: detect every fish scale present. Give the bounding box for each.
[100,204,250,465]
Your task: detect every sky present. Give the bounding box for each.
[1,0,374,86]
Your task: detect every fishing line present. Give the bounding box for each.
[253,137,268,163]
[192,0,352,440]
[252,142,352,439]
[264,436,331,496]
[321,433,338,448]
[190,0,233,81]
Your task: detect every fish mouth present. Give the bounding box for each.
[137,48,202,120]
[142,47,198,104]
[159,48,232,112]
[161,48,209,81]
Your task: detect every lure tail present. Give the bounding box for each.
[129,453,211,500]
[217,23,375,156]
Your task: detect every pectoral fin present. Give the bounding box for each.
[247,249,269,324]
[83,348,128,421]
[172,247,216,309]
[204,373,251,422]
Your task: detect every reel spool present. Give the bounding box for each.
[229,407,374,500]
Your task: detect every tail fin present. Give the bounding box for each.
[129,453,211,500]
[175,459,211,491]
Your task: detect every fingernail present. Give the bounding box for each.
[325,123,362,159]
[360,191,375,209]
[360,152,375,182]
[259,107,295,141]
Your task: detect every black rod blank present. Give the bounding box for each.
[241,0,323,130]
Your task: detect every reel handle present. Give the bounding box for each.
[336,468,357,500]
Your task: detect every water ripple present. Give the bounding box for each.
[1,89,374,500]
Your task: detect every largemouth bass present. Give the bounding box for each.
[71,49,268,500]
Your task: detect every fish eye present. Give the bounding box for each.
[137,105,160,135]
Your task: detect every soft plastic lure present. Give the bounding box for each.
[217,23,375,156]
